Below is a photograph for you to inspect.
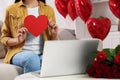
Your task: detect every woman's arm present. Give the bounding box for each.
[1,7,27,47]
[1,7,12,46]
[6,27,27,46]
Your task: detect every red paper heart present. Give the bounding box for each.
[109,0,120,19]
[75,0,92,23]
[55,0,70,18]
[24,15,48,37]
[87,18,111,40]
[68,0,78,21]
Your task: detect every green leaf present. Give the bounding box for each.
[109,49,116,57]
[107,56,113,62]
[92,50,99,59]
[105,59,114,65]
[87,64,92,69]
[103,48,115,62]
[103,48,116,57]
[115,44,120,53]
[103,48,111,56]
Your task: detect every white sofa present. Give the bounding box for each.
[0,21,76,80]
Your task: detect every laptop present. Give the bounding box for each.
[32,39,100,77]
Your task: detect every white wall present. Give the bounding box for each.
[46,0,75,30]
[0,0,14,21]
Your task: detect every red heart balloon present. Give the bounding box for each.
[24,15,48,37]
[68,0,78,21]
[55,0,70,18]
[64,0,70,5]
[75,0,92,23]
[87,18,111,40]
[109,0,120,19]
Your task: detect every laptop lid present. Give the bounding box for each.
[40,39,99,77]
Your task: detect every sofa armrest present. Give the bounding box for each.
[0,21,7,59]
[0,21,3,35]
[0,63,23,80]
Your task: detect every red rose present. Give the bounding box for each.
[96,51,107,62]
[114,56,120,65]
[95,68,103,75]
[92,60,100,68]
[87,67,95,77]
[103,65,111,74]
[112,64,119,73]
[113,72,120,78]
[93,74,101,78]
[87,67,103,78]
[106,73,113,78]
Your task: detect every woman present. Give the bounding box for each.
[1,0,58,73]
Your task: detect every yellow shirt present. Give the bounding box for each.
[1,1,56,63]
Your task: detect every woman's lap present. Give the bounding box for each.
[11,51,42,73]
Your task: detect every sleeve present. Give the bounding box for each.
[48,6,56,23]
[51,8,56,23]
[0,7,11,46]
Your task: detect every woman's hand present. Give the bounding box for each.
[17,27,28,44]
[48,20,58,40]
[7,27,28,46]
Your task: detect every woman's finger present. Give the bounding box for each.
[23,27,28,32]
[18,29,22,33]
[22,27,28,33]
[21,28,25,33]
[18,27,28,33]
[17,33,22,37]
[53,24,58,29]
[17,33,23,42]
[49,20,56,28]
[48,26,52,31]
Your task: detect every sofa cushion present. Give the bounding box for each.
[0,21,6,59]
[0,42,6,59]
[58,29,76,40]
[0,59,4,63]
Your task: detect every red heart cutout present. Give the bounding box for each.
[24,15,48,37]
[55,0,70,18]
[109,0,120,19]
[75,0,92,23]
[68,0,78,21]
[87,18,111,40]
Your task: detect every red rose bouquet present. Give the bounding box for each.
[87,45,120,78]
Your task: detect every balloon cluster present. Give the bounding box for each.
[55,0,92,21]
[55,0,120,41]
